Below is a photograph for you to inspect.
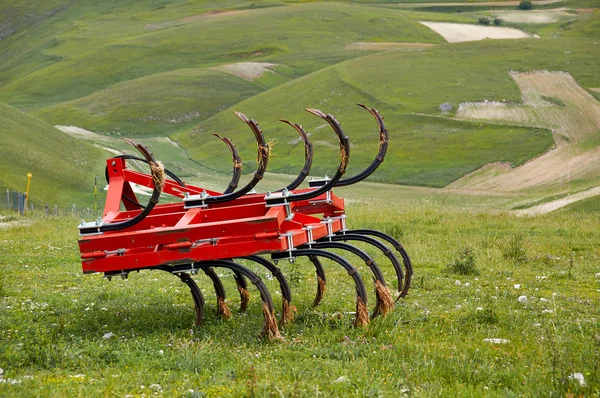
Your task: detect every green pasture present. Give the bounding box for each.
[0,103,106,207]
[0,201,598,396]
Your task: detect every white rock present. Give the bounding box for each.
[518,295,528,303]
[333,376,349,383]
[483,338,510,344]
[595,272,600,279]
[455,280,461,285]
[540,298,550,303]
[568,372,586,387]
[102,332,114,339]
[476,307,484,311]
[513,284,521,289]
[542,309,553,314]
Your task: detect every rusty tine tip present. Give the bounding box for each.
[305,108,326,118]
[233,111,249,122]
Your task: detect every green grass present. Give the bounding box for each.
[559,194,600,212]
[32,68,266,136]
[0,2,442,111]
[0,102,107,207]
[1,200,598,396]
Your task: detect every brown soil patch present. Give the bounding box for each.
[345,42,436,51]
[490,9,578,24]
[211,62,277,81]
[393,0,563,7]
[451,71,600,193]
[421,22,536,42]
[514,186,600,216]
[590,88,600,93]
[146,9,250,31]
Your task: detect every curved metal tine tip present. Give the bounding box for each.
[304,108,327,119]
[212,134,237,151]
[232,110,250,123]
[356,103,383,121]
[122,137,155,163]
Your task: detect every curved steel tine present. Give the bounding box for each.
[343,229,412,298]
[233,270,250,313]
[96,139,164,233]
[212,134,243,194]
[155,266,205,326]
[272,248,370,327]
[195,260,281,340]
[300,241,393,318]
[326,233,406,300]
[184,112,269,207]
[308,255,327,307]
[335,104,389,187]
[278,120,313,191]
[202,267,232,319]
[242,255,294,325]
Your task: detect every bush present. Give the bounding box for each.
[478,16,491,25]
[447,247,478,275]
[518,0,533,10]
[493,18,503,26]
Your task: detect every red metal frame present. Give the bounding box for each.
[79,157,347,274]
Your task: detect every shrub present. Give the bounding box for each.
[519,0,533,10]
[478,16,491,25]
[447,247,478,275]
[439,102,453,113]
[493,18,503,26]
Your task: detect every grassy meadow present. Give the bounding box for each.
[1,199,599,396]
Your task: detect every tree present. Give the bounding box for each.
[519,0,533,10]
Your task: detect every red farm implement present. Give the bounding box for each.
[77,104,412,339]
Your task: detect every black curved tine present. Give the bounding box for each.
[107,154,186,188]
[93,139,164,233]
[176,272,205,326]
[343,229,412,298]
[185,112,269,207]
[272,248,369,327]
[155,266,205,326]
[269,109,350,203]
[241,255,294,325]
[335,104,389,187]
[233,270,250,313]
[325,233,405,301]
[308,255,327,307]
[195,260,281,340]
[278,120,313,191]
[202,267,231,319]
[213,134,243,194]
[300,241,393,318]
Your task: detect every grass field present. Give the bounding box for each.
[0,103,107,207]
[0,200,598,396]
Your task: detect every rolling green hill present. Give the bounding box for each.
[0,102,106,206]
[0,0,599,207]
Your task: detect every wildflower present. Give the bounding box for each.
[542,309,553,314]
[540,298,550,303]
[455,280,461,286]
[517,296,528,303]
[513,284,521,289]
[102,332,114,339]
[333,376,349,383]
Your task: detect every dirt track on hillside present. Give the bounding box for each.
[450,71,600,193]
[345,42,436,51]
[211,62,277,81]
[420,22,536,42]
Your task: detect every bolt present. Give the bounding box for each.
[266,191,272,197]
[111,161,116,166]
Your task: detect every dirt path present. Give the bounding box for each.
[211,62,277,81]
[514,186,600,215]
[420,21,536,42]
[489,9,578,24]
[450,71,600,192]
[345,42,436,51]
[391,0,564,7]
[145,9,250,31]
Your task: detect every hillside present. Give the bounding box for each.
[0,102,107,207]
[0,1,599,209]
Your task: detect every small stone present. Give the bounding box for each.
[513,284,521,289]
[517,295,528,303]
[568,373,586,387]
[595,272,600,279]
[455,280,461,286]
[333,376,349,383]
[540,298,550,303]
[102,332,114,339]
[483,338,510,344]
